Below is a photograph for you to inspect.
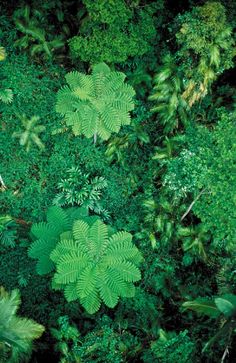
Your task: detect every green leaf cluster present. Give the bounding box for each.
[69,1,162,64]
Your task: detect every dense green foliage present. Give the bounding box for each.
[1,0,236,362]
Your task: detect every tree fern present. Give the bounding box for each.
[51,219,143,314]
[0,287,44,363]
[28,206,88,275]
[56,63,135,141]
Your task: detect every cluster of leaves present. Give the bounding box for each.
[53,166,109,219]
[13,5,65,58]
[52,315,139,363]
[0,46,13,103]
[0,215,18,247]
[150,1,235,133]
[69,1,164,64]
[164,110,236,250]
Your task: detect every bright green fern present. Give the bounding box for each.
[56,63,135,142]
[51,218,143,314]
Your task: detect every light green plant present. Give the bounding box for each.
[56,63,135,142]
[0,287,44,363]
[51,218,143,313]
[176,1,235,107]
[12,115,45,152]
[149,55,189,133]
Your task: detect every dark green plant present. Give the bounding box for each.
[183,294,236,354]
[177,223,211,264]
[0,287,44,363]
[73,315,140,363]
[13,5,65,58]
[51,218,143,313]
[164,110,236,250]
[68,1,162,64]
[144,329,195,363]
[0,215,17,248]
[56,62,135,142]
[0,46,13,104]
[175,1,235,107]
[51,315,80,363]
[149,54,189,133]
[53,166,109,219]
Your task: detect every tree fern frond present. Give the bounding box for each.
[55,251,90,284]
[99,281,119,308]
[76,265,97,299]
[88,219,108,256]
[64,282,78,302]
[50,239,78,263]
[0,289,20,327]
[0,288,44,362]
[46,206,70,233]
[0,88,13,103]
[80,289,101,314]
[56,86,77,114]
[29,207,85,275]
[36,255,54,275]
[109,261,141,282]
[30,222,57,241]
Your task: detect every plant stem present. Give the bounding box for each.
[181,188,207,221]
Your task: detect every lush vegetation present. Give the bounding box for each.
[1,1,236,362]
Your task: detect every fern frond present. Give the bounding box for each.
[29,207,84,275]
[50,239,78,264]
[99,280,119,308]
[80,289,101,314]
[64,282,79,302]
[109,261,141,282]
[88,219,108,256]
[76,265,97,299]
[55,251,90,284]
[0,88,13,103]
[46,206,70,233]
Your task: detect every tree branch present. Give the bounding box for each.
[181,188,207,221]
